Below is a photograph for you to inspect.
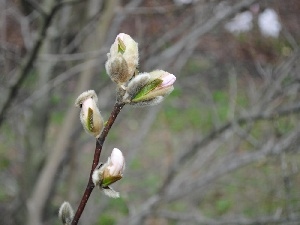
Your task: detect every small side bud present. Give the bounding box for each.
[75,90,104,138]
[92,148,125,198]
[107,33,139,83]
[58,201,74,225]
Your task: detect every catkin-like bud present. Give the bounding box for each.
[75,90,104,138]
[106,33,139,84]
[58,201,74,225]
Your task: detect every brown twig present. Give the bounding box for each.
[71,102,125,225]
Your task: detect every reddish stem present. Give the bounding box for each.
[71,102,125,225]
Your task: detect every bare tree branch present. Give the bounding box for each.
[27,1,119,224]
[121,102,300,225]
[71,102,125,225]
[156,210,300,225]
[145,0,259,69]
[0,0,85,127]
[0,0,62,127]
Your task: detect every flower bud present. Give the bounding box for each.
[105,148,125,178]
[106,33,139,84]
[58,201,74,225]
[75,90,104,138]
[125,70,176,106]
[92,148,125,198]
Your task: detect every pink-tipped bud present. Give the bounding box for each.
[125,70,176,106]
[159,72,176,88]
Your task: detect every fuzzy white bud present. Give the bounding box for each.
[105,54,129,85]
[75,90,104,138]
[58,201,74,225]
[92,148,125,198]
[106,33,139,84]
[125,70,176,106]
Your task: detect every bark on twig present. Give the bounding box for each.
[71,102,125,225]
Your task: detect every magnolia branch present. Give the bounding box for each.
[71,102,125,225]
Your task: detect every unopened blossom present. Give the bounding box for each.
[58,202,74,225]
[106,147,125,177]
[124,70,176,106]
[75,90,104,138]
[106,33,139,85]
[92,148,125,198]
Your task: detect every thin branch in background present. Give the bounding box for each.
[121,100,300,225]
[227,68,237,120]
[167,124,300,203]
[145,0,259,69]
[0,0,85,127]
[23,0,47,16]
[39,48,107,62]
[5,4,35,50]
[14,58,101,111]
[156,210,300,225]
[125,4,178,15]
[0,0,82,127]
[62,6,103,53]
[280,153,294,218]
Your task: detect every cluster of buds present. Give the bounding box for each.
[92,148,125,198]
[70,33,175,217]
[75,34,176,138]
[105,33,176,106]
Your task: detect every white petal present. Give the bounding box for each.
[102,187,120,198]
[258,8,281,38]
[225,11,253,33]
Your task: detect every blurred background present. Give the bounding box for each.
[1,0,300,224]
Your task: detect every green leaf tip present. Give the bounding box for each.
[117,37,126,54]
[132,79,163,102]
[87,107,94,132]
